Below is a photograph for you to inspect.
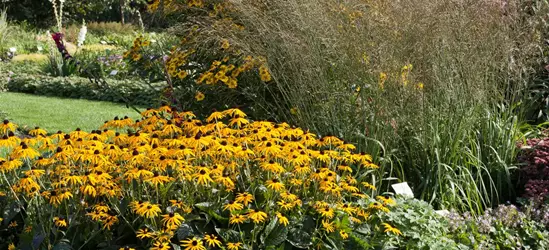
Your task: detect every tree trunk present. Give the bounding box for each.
[120,0,125,24]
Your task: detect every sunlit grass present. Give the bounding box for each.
[0,92,141,132]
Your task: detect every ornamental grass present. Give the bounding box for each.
[0,107,396,249]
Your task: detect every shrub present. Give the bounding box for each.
[0,107,389,249]
[6,73,165,106]
[518,136,549,200]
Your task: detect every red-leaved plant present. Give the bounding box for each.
[518,137,549,201]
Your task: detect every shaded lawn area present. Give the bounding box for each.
[0,92,142,132]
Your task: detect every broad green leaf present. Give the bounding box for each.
[287,228,312,249]
[215,228,241,242]
[176,223,194,240]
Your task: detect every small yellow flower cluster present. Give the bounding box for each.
[0,107,398,248]
[259,64,272,82]
[186,0,204,8]
[378,64,425,91]
[147,0,161,12]
[401,63,413,86]
[332,3,364,27]
[167,48,195,80]
[196,55,262,88]
[209,2,233,17]
[147,0,202,12]
[147,0,178,12]
[124,36,150,62]
[379,72,388,89]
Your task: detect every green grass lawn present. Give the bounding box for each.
[0,92,142,132]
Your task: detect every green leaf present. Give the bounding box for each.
[118,197,130,214]
[195,202,214,211]
[264,225,288,247]
[176,223,194,241]
[287,228,312,249]
[2,202,21,226]
[32,230,46,249]
[215,228,241,242]
[52,241,72,250]
[207,210,229,224]
[261,217,278,244]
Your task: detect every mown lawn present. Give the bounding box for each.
[0,92,141,132]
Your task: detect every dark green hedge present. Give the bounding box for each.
[6,74,166,106]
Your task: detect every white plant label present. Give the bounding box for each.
[391,182,414,198]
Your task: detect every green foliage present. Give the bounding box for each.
[348,198,549,249]
[353,197,464,249]
[87,21,138,36]
[6,73,165,106]
[0,20,49,57]
[395,105,523,213]
[447,204,549,249]
[64,22,138,45]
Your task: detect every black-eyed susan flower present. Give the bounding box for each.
[276,212,289,226]
[261,160,285,174]
[362,181,377,190]
[13,143,40,159]
[337,203,356,215]
[136,228,155,239]
[180,237,206,250]
[277,200,295,211]
[377,195,396,206]
[161,212,185,228]
[204,234,222,248]
[53,217,67,228]
[0,119,17,134]
[266,178,284,191]
[322,220,335,233]
[339,230,349,239]
[137,203,161,218]
[29,127,47,137]
[317,207,335,219]
[226,242,242,250]
[229,214,246,225]
[235,192,254,206]
[247,209,267,223]
[194,168,213,185]
[369,202,390,213]
[151,241,171,250]
[382,222,402,236]
[223,201,244,212]
[195,91,205,101]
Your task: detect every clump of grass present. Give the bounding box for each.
[0,9,9,51]
[87,21,137,36]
